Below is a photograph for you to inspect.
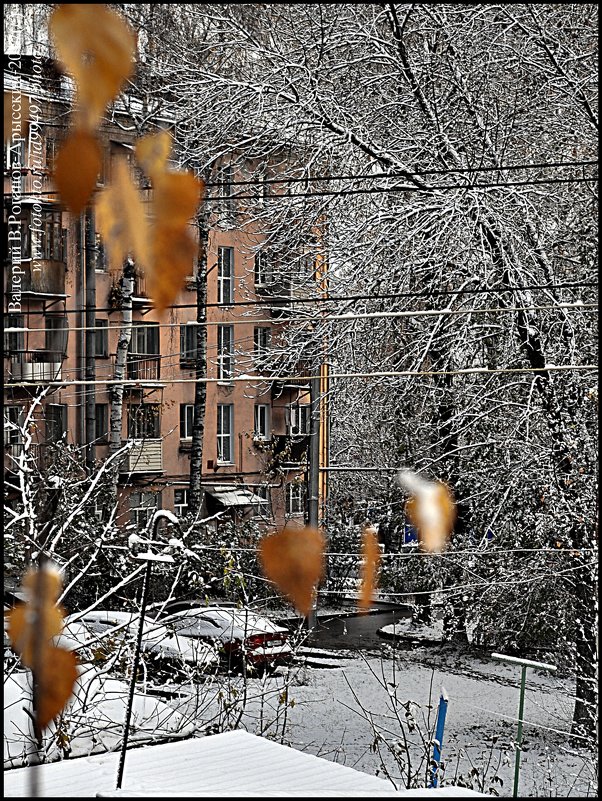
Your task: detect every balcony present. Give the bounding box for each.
[6,261,66,297]
[127,353,161,382]
[122,439,163,474]
[7,352,62,383]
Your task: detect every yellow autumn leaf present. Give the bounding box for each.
[96,159,150,270]
[136,131,173,180]
[6,566,78,731]
[52,129,102,214]
[399,469,456,552]
[49,4,136,131]
[258,526,325,616]
[146,172,203,312]
[37,648,79,730]
[359,524,381,612]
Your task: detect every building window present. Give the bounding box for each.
[253,404,270,440]
[217,247,234,305]
[127,404,160,439]
[217,324,234,380]
[95,319,109,358]
[254,251,272,286]
[286,481,305,516]
[288,404,311,436]
[217,404,233,463]
[254,327,271,360]
[4,406,24,448]
[37,209,63,261]
[95,231,107,272]
[217,163,233,215]
[95,404,108,442]
[4,314,25,355]
[45,316,68,358]
[180,404,194,439]
[174,488,189,517]
[129,322,160,380]
[46,404,68,443]
[180,324,197,366]
[129,491,159,530]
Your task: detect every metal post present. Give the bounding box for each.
[430,688,449,788]
[306,375,321,629]
[116,557,152,790]
[84,209,96,472]
[513,666,527,798]
[490,652,557,799]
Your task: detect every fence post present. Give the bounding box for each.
[430,687,449,788]
[491,652,557,798]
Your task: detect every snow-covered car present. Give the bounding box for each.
[158,607,293,673]
[62,610,219,678]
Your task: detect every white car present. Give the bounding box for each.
[62,610,219,676]
[159,606,293,673]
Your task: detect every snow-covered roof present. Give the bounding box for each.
[4,730,487,798]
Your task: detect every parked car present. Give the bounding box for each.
[62,610,219,680]
[157,606,293,674]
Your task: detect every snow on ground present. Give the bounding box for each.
[4,664,195,768]
[4,645,596,797]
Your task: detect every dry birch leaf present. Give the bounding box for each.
[53,130,102,214]
[96,159,150,269]
[136,131,172,179]
[359,524,381,612]
[49,4,136,130]
[399,470,456,552]
[147,172,203,312]
[6,566,78,731]
[258,526,325,616]
[37,648,78,730]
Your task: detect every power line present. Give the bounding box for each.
[204,158,599,187]
[216,175,597,202]
[5,363,597,390]
[8,302,597,334]
[10,281,595,317]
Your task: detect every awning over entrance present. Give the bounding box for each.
[204,485,268,507]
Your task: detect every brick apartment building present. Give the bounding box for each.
[4,56,314,537]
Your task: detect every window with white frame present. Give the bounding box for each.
[129,491,159,530]
[289,404,311,435]
[253,404,270,440]
[254,327,271,360]
[286,481,305,516]
[254,251,272,286]
[217,163,233,215]
[217,247,234,305]
[217,324,234,380]
[174,488,189,517]
[180,404,194,439]
[217,404,234,463]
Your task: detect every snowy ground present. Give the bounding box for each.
[163,644,595,797]
[4,644,596,797]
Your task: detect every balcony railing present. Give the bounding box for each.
[122,439,163,473]
[4,442,42,472]
[8,352,62,383]
[127,353,161,381]
[4,261,66,296]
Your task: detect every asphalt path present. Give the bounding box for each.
[305,608,411,651]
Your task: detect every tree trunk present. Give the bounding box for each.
[187,212,209,521]
[109,259,134,496]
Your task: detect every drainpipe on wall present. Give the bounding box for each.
[84,210,96,472]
